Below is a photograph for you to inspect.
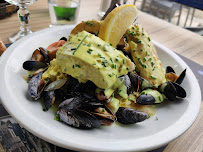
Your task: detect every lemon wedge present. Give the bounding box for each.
[98,5,138,47]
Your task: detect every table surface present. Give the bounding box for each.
[0,0,203,152]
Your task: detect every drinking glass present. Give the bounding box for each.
[5,0,38,43]
[48,0,80,26]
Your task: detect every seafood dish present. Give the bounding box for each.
[22,5,187,129]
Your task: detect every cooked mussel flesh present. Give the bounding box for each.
[116,107,149,125]
[31,47,49,63]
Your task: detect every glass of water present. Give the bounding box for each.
[48,0,80,26]
[5,0,38,43]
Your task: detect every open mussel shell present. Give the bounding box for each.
[82,102,116,126]
[171,82,186,98]
[39,47,49,63]
[31,49,44,62]
[58,96,101,129]
[43,90,55,111]
[58,108,101,129]
[28,71,45,100]
[158,81,176,101]
[116,107,149,125]
[31,47,49,63]
[23,60,47,71]
[129,72,153,91]
[166,66,186,85]
[137,89,164,105]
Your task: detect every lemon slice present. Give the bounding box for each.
[98,5,138,47]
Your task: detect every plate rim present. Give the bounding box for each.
[0,26,201,151]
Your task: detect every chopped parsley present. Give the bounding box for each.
[87,49,93,54]
[87,43,91,47]
[115,58,119,62]
[101,60,108,67]
[148,37,151,41]
[75,64,81,68]
[135,36,141,43]
[129,30,136,37]
[73,35,88,55]
[110,58,113,63]
[151,62,155,67]
[123,59,126,64]
[112,64,116,69]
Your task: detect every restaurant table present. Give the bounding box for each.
[0,0,203,152]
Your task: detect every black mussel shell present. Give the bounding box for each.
[176,69,186,85]
[166,66,176,74]
[116,107,149,125]
[137,94,156,105]
[59,37,67,41]
[159,81,176,101]
[129,72,153,91]
[67,77,96,97]
[58,108,101,129]
[43,90,55,111]
[23,60,47,71]
[171,82,186,98]
[119,75,131,94]
[39,47,49,63]
[28,72,44,100]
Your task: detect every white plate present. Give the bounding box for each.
[0,26,201,152]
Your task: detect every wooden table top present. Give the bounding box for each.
[0,0,202,152]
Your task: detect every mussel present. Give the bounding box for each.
[43,90,55,111]
[129,72,153,91]
[166,66,186,85]
[28,71,47,100]
[57,93,116,129]
[116,107,149,125]
[119,75,131,94]
[31,47,49,63]
[158,81,186,101]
